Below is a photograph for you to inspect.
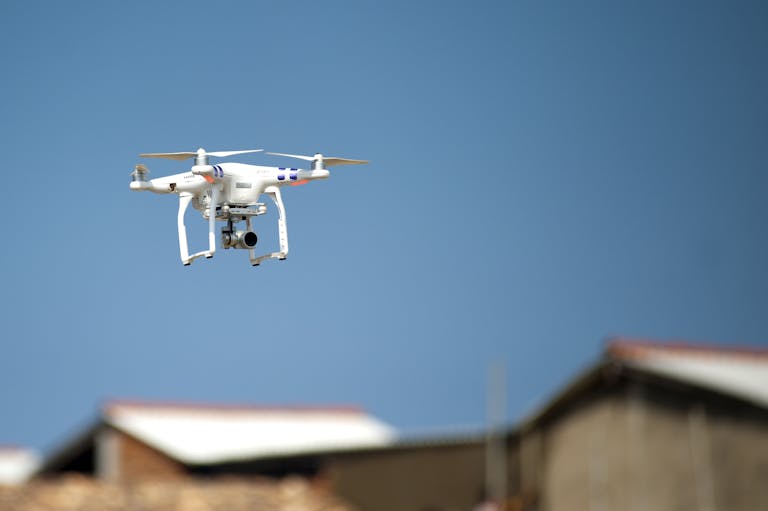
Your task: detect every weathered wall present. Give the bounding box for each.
[524,378,768,511]
[327,441,488,511]
[706,402,768,510]
[112,430,186,482]
[536,388,632,511]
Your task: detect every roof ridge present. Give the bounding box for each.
[102,398,367,416]
[606,337,768,360]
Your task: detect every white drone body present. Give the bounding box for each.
[130,148,367,266]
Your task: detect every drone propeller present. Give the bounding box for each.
[140,148,263,163]
[267,152,368,169]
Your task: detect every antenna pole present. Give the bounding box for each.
[485,362,507,508]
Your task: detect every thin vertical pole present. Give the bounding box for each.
[486,362,508,507]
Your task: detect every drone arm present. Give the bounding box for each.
[249,186,289,266]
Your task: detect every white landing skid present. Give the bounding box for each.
[177,186,288,267]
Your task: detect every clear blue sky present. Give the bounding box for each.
[1,0,767,453]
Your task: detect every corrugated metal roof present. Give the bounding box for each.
[103,401,396,465]
[607,339,768,408]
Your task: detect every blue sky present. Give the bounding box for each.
[1,0,767,453]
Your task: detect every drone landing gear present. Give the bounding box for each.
[178,191,218,265]
[247,186,289,266]
[176,187,289,267]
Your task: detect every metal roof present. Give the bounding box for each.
[520,338,768,430]
[103,401,396,465]
[607,339,768,408]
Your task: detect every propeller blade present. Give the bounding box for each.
[206,149,263,158]
[140,152,197,161]
[266,152,315,162]
[267,152,369,167]
[323,157,369,166]
[140,149,264,160]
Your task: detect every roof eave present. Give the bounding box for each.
[517,359,618,433]
[34,419,104,477]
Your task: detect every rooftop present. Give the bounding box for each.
[607,337,768,408]
[520,337,768,430]
[102,400,397,465]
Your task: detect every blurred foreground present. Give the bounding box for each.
[0,474,350,511]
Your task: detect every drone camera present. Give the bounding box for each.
[221,230,258,249]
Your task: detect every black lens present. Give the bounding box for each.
[243,232,258,247]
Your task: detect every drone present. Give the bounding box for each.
[130,148,368,266]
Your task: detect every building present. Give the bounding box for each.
[38,401,395,483]
[34,338,768,511]
[513,338,768,511]
[326,339,768,511]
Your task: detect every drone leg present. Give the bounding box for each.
[206,185,218,258]
[249,186,289,266]
[177,193,194,265]
[269,186,289,259]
